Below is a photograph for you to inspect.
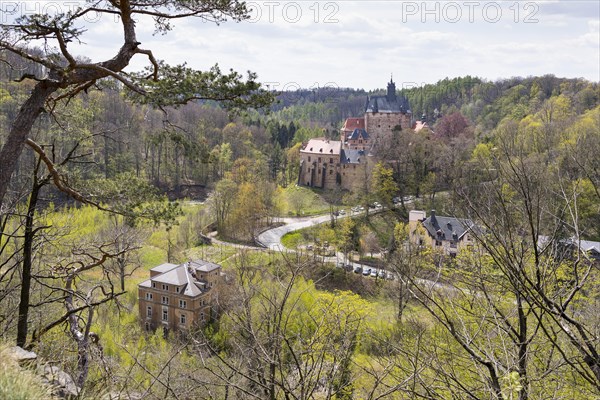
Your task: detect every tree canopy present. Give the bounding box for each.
[0,0,273,209]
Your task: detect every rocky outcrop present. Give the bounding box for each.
[6,346,80,399]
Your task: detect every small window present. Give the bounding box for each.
[176,287,180,293]
[147,306,152,317]
[152,282,156,288]
[162,296,169,305]
[318,157,321,163]
[180,314,186,325]
[179,300,187,309]
[435,240,442,246]
[146,293,153,300]
[162,284,169,291]
[330,158,333,164]
[200,312,205,322]
[308,156,311,162]
[162,309,168,321]
[329,170,333,175]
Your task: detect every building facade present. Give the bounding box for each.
[298,138,369,191]
[138,260,221,335]
[409,210,475,257]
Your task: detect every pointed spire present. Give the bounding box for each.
[386,76,397,102]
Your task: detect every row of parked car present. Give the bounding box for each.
[336,262,395,280]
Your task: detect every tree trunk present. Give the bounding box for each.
[16,177,42,347]
[0,82,57,208]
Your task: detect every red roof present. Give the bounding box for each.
[342,118,365,132]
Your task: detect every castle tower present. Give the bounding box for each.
[386,75,396,103]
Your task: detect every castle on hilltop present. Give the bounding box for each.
[298,77,413,191]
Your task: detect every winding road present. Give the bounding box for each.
[256,214,335,251]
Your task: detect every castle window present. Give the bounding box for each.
[162,284,169,291]
[176,287,180,293]
[162,309,168,321]
[308,156,311,162]
[180,314,186,325]
[147,306,152,317]
[146,293,153,301]
[179,300,187,309]
[162,296,169,305]
[330,158,333,163]
[329,170,333,175]
[152,282,156,288]
[318,157,321,163]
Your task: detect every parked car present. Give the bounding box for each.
[370,269,378,278]
[362,267,371,276]
[386,272,395,280]
[345,264,353,272]
[339,209,346,215]
[378,269,386,278]
[353,265,363,274]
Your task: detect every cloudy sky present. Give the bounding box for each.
[9,0,600,91]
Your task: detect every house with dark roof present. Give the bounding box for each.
[138,260,222,334]
[539,236,600,263]
[409,210,476,256]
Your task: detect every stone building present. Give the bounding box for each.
[364,78,412,141]
[298,138,369,191]
[409,210,475,257]
[138,259,221,335]
[298,77,413,192]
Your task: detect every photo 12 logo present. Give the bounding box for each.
[0,1,109,23]
[400,1,540,23]
[245,1,340,24]
[264,81,340,103]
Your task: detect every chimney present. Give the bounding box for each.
[430,210,438,227]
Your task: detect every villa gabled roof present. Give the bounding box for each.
[140,260,221,298]
[150,263,178,274]
[422,210,473,242]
